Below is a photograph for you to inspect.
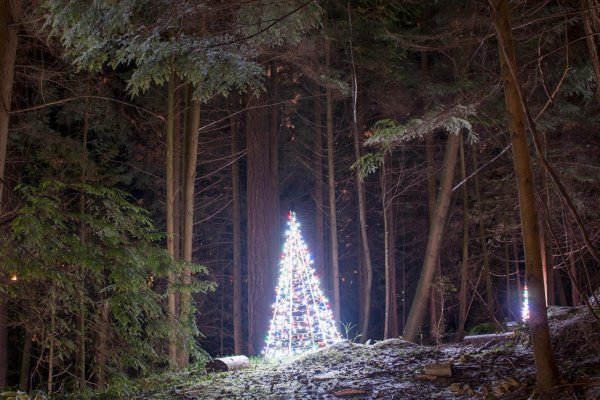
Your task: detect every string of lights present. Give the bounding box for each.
[522,285,529,321]
[264,212,341,359]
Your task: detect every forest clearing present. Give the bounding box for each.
[1,0,599,398]
[26,304,595,399]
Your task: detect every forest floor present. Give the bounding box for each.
[115,305,600,399]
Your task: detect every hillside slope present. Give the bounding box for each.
[156,306,600,399]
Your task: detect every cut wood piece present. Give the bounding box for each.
[463,331,515,344]
[206,355,250,372]
[415,373,438,381]
[424,362,452,377]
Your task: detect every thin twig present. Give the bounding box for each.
[452,144,511,192]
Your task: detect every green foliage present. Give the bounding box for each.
[366,104,476,146]
[0,179,214,387]
[0,391,47,400]
[560,63,596,104]
[236,0,323,47]
[350,151,384,181]
[355,104,476,177]
[348,0,422,76]
[43,0,263,98]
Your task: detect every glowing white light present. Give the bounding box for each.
[264,211,341,359]
[522,285,529,321]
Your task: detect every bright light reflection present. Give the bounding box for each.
[263,211,341,359]
[522,285,529,321]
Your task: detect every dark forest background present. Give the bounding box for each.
[0,0,599,395]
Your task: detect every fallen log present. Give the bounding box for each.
[463,331,515,344]
[206,355,250,372]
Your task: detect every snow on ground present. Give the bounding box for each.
[169,305,599,400]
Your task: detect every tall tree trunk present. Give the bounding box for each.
[456,134,469,341]
[489,0,559,391]
[0,0,20,212]
[95,299,109,389]
[313,86,325,282]
[505,239,512,319]
[0,2,20,386]
[581,0,600,105]
[351,98,372,342]
[18,329,31,391]
[425,135,442,342]
[513,236,523,314]
[472,147,494,320]
[348,7,372,340]
[47,285,56,394]
[246,92,277,355]
[230,116,243,355]
[382,155,398,339]
[555,269,568,307]
[179,85,200,367]
[0,301,6,389]
[325,37,341,322]
[166,72,178,367]
[403,132,460,342]
[569,248,580,306]
[268,65,280,294]
[75,113,89,388]
[173,84,182,261]
[538,217,554,305]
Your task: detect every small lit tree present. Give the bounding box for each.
[264,212,341,359]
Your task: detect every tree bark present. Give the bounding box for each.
[505,239,512,319]
[178,85,200,367]
[403,132,460,342]
[325,37,341,323]
[230,116,243,355]
[555,269,568,307]
[75,113,89,388]
[268,66,280,304]
[456,134,469,341]
[246,92,278,355]
[0,2,20,386]
[0,302,6,389]
[48,285,56,394]
[569,248,580,306]
[472,147,494,320]
[538,217,554,305]
[513,236,523,314]
[166,72,178,367]
[18,329,31,391]
[581,0,600,105]
[95,299,109,388]
[425,135,442,342]
[348,5,373,341]
[0,0,20,213]
[489,0,559,391]
[173,84,182,261]
[313,87,325,283]
[351,100,372,343]
[382,155,398,339]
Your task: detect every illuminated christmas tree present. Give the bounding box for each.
[264,212,341,359]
